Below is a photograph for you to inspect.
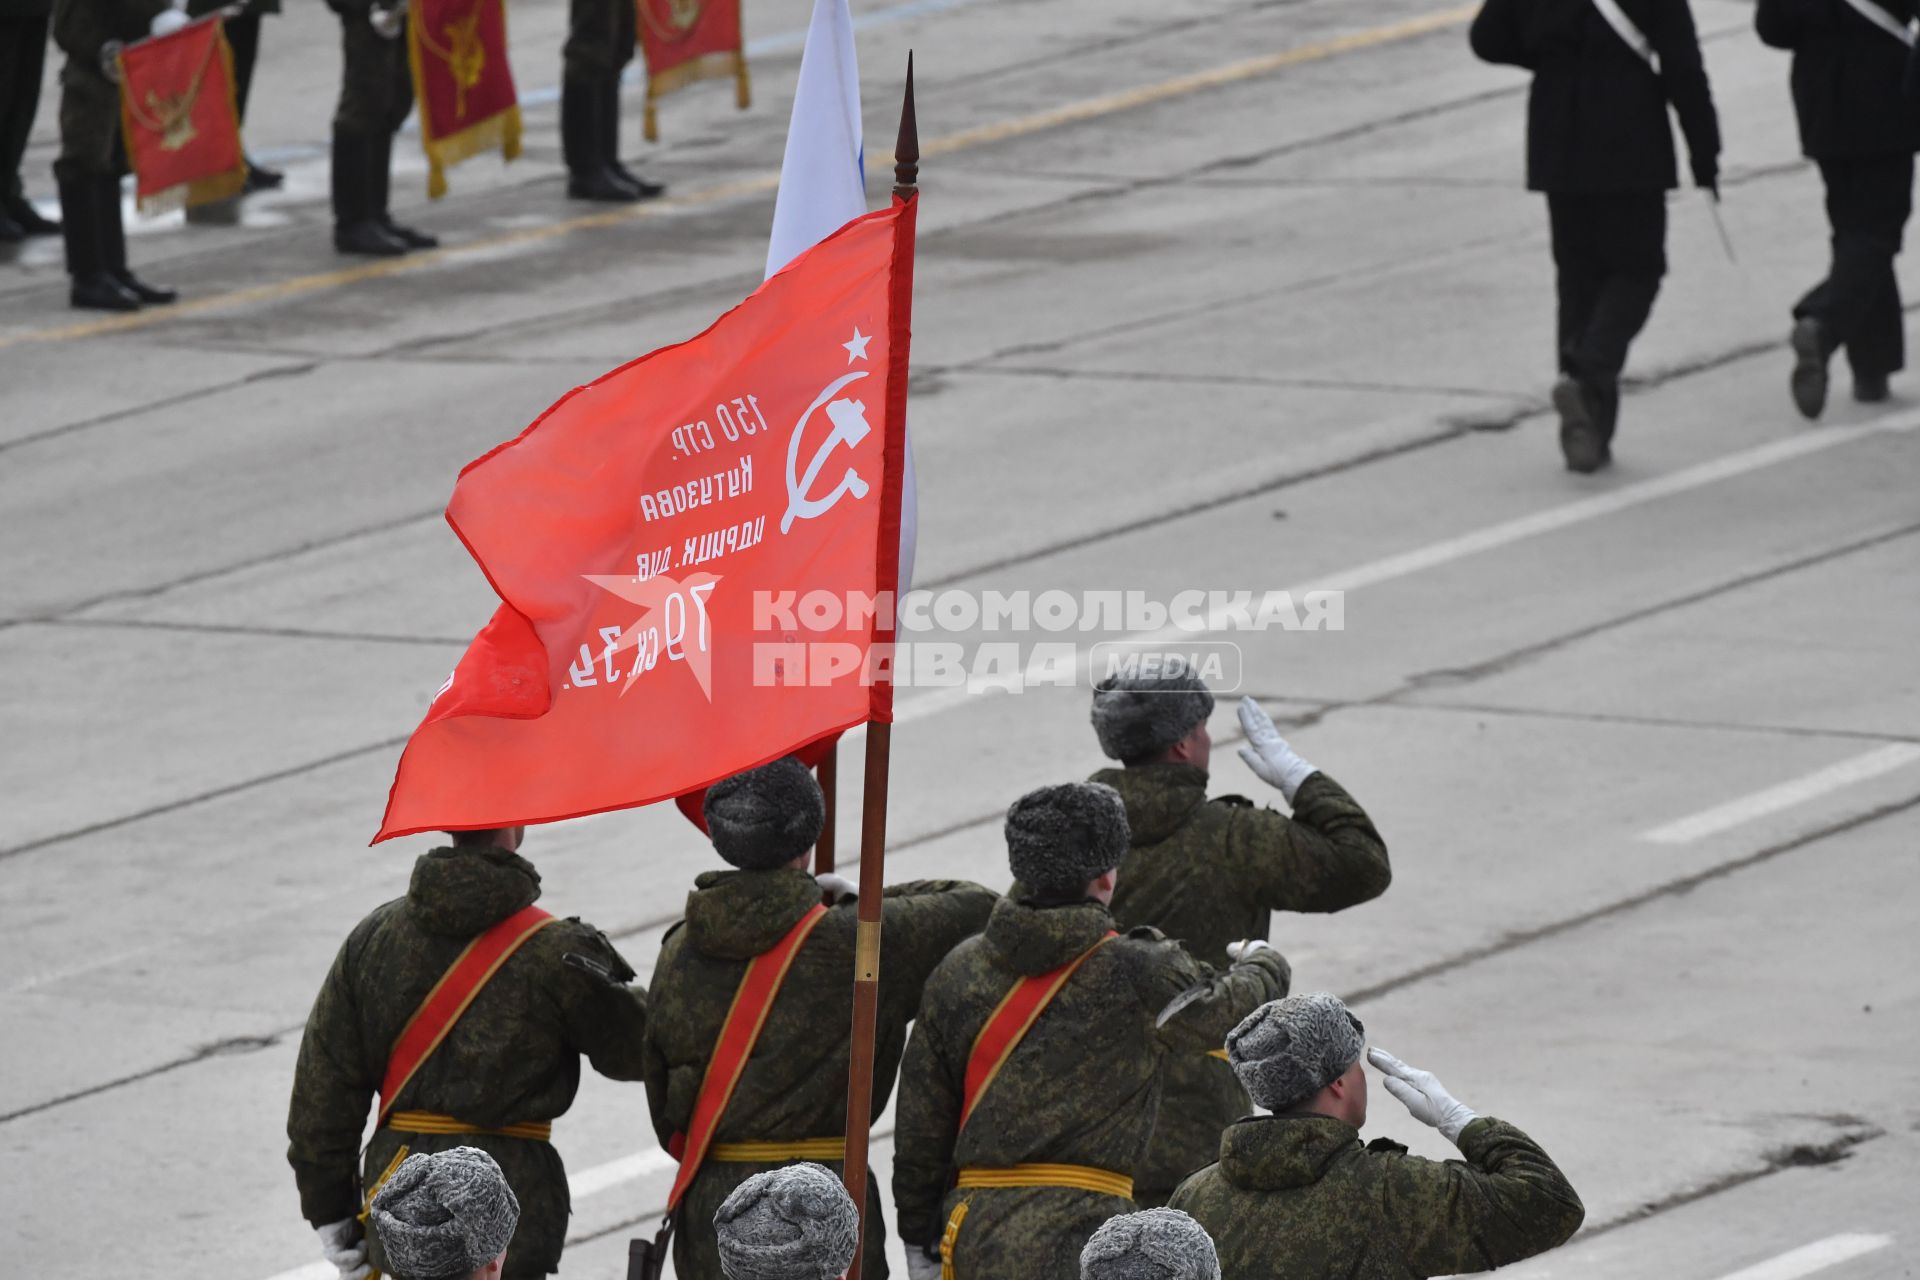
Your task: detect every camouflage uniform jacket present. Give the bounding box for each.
[286,846,649,1279]
[892,896,1290,1279]
[1169,1114,1585,1278]
[1095,763,1389,1204]
[643,869,998,1280]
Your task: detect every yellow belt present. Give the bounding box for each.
[708,1138,848,1162]
[941,1164,1134,1278]
[385,1110,554,1142]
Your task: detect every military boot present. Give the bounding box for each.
[98,176,177,304]
[1552,374,1608,474]
[1790,317,1830,421]
[332,132,408,256]
[600,79,664,199]
[563,79,639,201]
[58,178,140,311]
[370,131,439,249]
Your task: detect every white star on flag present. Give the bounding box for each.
[843,327,872,363]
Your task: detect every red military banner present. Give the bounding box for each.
[117,16,245,214]
[375,197,917,842]
[407,0,521,199]
[637,0,750,141]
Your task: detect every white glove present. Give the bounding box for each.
[369,3,404,39]
[1236,697,1317,802]
[1368,1048,1478,1145]
[100,40,124,81]
[905,1248,944,1280]
[149,7,190,37]
[815,872,857,904]
[1225,939,1270,961]
[315,1219,369,1280]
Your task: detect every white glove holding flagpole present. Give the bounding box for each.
[1236,697,1317,802]
[315,1219,370,1280]
[150,6,190,36]
[816,872,857,905]
[370,2,404,39]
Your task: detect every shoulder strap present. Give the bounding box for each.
[379,903,557,1125]
[1840,0,1917,47]
[666,903,830,1213]
[1590,0,1660,71]
[959,932,1117,1132]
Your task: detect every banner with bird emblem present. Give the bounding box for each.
[637,0,750,141]
[407,0,522,199]
[116,15,245,215]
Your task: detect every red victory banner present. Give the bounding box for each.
[376,196,916,841]
[116,16,245,214]
[637,0,750,142]
[407,0,521,199]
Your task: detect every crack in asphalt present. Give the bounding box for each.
[0,360,320,457]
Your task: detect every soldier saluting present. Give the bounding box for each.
[1471,0,1722,472]
[643,757,996,1280]
[287,826,649,1280]
[1088,664,1391,1208]
[892,782,1289,1280]
[1758,0,1920,416]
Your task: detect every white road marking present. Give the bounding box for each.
[1713,1234,1893,1280]
[1642,744,1920,845]
[893,412,1920,724]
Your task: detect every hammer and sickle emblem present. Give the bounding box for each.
[445,10,487,118]
[668,0,703,28]
[782,370,872,535]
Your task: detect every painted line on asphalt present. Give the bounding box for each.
[0,5,1474,352]
[1643,744,1920,845]
[1713,1234,1893,1280]
[894,409,1920,724]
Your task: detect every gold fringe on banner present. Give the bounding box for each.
[642,49,749,142]
[120,23,248,215]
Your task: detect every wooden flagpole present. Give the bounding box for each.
[841,54,917,1280]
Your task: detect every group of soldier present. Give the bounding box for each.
[286,661,1587,1280]
[1471,0,1920,472]
[0,0,664,312]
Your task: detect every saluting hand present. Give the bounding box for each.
[1235,697,1318,802]
[1368,1047,1479,1145]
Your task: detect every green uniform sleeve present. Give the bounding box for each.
[891,1001,963,1248]
[554,925,649,1082]
[1135,937,1290,1055]
[879,880,999,1001]
[1377,1116,1586,1273]
[1224,772,1390,914]
[286,931,377,1227]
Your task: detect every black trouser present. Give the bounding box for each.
[332,11,414,139]
[0,13,50,202]
[563,0,635,83]
[1547,190,1667,387]
[1795,153,1914,380]
[224,10,262,121]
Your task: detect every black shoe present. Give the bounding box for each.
[334,218,410,256]
[380,216,439,249]
[70,272,142,311]
[243,157,284,193]
[4,195,59,236]
[112,269,177,304]
[0,211,22,244]
[608,161,666,199]
[1853,372,1891,403]
[1553,375,1608,474]
[567,166,644,202]
[1790,317,1829,420]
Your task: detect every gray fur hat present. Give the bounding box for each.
[705,757,826,870]
[1081,1209,1221,1280]
[713,1162,859,1280]
[1006,782,1130,894]
[1227,993,1366,1112]
[1090,657,1215,762]
[369,1146,520,1280]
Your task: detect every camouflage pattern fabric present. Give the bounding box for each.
[1169,1114,1585,1278]
[643,869,998,1280]
[893,896,1289,1279]
[286,845,649,1280]
[1096,765,1389,1204]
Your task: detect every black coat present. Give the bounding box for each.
[1471,0,1722,192]
[1757,0,1920,158]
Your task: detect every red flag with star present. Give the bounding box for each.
[375,198,915,841]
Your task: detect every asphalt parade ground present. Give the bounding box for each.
[1,0,1915,1276]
